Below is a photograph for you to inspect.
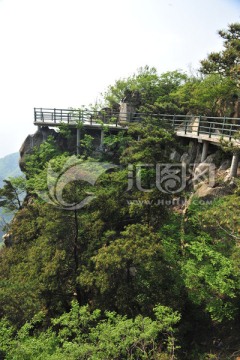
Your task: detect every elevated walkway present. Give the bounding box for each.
[34,108,240,145]
[34,108,240,176]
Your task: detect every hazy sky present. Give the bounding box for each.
[0,0,239,158]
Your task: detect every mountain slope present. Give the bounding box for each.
[0,152,21,186]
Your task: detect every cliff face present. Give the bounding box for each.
[170,141,235,203]
[17,125,237,222]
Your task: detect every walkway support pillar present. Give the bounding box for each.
[201,141,209,162]
[100,129,104,150]
[77,128,81,155]
[42,127,48,141]
[230,152,239,177]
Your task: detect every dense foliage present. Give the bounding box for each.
[1,23,240,359]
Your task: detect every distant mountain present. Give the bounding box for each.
[0,152,21,186]
[0,152,22,242]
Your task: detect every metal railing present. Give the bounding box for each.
[34,108,240,142]
[34,108,122,126]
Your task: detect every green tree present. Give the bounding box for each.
[0,301,180,360]
[181,196,240,322]
[0,176,26,212]
[171,72,238,116]
[200,23,240,79]
[103,66,188,114]
[200,23,240,117]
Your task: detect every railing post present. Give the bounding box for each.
[172,114,175,129]
[129,112,132,123]
[209,122,212,138]
[34,108,36,123]
[222,116,226,136]
[54,108,56,123]
[229,123,233,140]
[184,118,187,134]
[197,116,201,136]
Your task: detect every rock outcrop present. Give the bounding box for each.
[194,181,235,200]
[2,232,12,247]
[19,127,57,171]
